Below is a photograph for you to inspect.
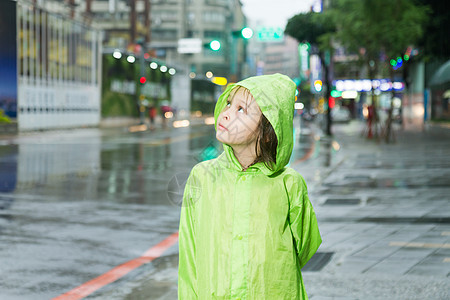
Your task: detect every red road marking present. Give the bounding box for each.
[53,232,179,300]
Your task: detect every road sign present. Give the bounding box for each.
[177,38,202,54]
[257,27,284,42]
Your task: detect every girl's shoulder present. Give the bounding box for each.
[188,156,224,178]
[277,167,308,189]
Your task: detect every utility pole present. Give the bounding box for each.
[129,0,136,44]
[86,0,92,14]
[68,0,75,18]
[144,0,151,45]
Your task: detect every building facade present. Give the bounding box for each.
[57,0,248,80]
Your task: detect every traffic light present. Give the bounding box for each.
[209,40,221,51]
[314,80,323,92]
[241,27,253,39]
[140,76,146,84]
[328,96,335,109]
[330,90,342,98]
[232,27,254,39]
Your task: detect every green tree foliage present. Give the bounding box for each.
[285,11,336,135]
[331,0,429,68]
[416,0,450,60]
[285,12,335,53]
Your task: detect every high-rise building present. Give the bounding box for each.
[45,0,248,80]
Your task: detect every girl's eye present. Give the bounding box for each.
[226,102,231,107]
[238,107,244,113]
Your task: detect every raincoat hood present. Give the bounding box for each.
[214,73,297,175]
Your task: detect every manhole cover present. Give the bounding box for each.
[302,252,334,272]
[324,198,361,205]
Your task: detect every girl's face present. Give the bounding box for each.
[216,87,262,149]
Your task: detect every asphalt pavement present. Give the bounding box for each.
[85,119,450,300]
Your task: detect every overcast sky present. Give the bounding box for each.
[241,0,318,28]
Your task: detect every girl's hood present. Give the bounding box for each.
[214,73,296,176]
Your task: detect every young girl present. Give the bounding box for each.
[178,73,321,299]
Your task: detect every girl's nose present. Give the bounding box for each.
[223,113,230,120]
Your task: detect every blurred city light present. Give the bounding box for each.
[211,77,227,86]
[209,40,221,51]
[335,79,404,92]
[314,80,323,92]
[206,71,213,78]
[393,97,402,108]
[189,72,196,79]
[241,27,253,39]
[139,77,146,84]
[328,97,335,109]
[113,50,122,59]
[341,91,358,99]
[150,62,158,69]
[330,90,342,97]
[164,111,173,118]
[160,65,168,72]
[127,55,135,63]
[332,141,340,151]
[204,117,215,125]
[173,120,190,128]
[128,124,148,132]
[169,68,176,75]
[294,102,304,110]
[144,53,150,59]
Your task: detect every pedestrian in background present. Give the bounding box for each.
[148,100,157,130]
[178,74,322,299]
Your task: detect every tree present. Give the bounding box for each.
[330,0,429,141]
[285,12,336,135]
[416,0,450,61]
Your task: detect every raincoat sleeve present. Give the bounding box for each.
[288,174,322,269]
[178,168,199,298]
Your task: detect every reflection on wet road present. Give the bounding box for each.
[0,125,220,299]
[0,122,320,299]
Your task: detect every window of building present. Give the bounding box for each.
[202,11,225,24]
[152,29,177,40]
[152,10,178,22]
[204,30,222,39]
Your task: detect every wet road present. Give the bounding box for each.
[0,121,314,299]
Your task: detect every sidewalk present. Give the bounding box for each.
[291,121,450,299]
[86,120,450,299]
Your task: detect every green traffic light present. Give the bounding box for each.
[241,27,253,39]
[209,40,221,51]
[331,90,342,98]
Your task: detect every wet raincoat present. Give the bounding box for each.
[178,74,322,299]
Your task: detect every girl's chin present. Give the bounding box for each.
[216,132,228,143]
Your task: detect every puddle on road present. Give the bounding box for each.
[0,127,220,207]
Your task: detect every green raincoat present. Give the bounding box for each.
[178,74,322,299]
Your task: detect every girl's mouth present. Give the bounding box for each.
[218,124,227,131]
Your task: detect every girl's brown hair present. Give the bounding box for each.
[253,114,278,170]
[227,86,278,170]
